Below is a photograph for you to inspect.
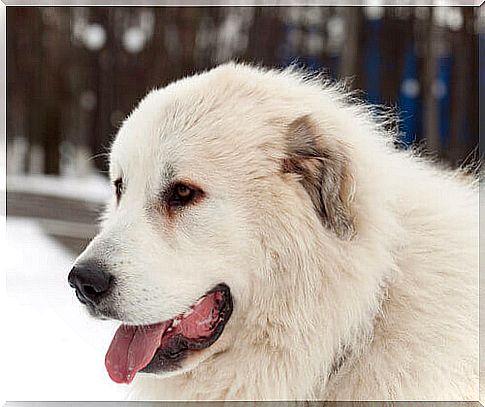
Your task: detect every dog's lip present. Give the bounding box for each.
[139,283,233,374]
[105,283,233,383]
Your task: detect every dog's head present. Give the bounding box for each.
[68,63,358,384]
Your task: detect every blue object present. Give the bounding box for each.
[364,19,383,104]
[436,55,452,148]
[398,45,421,147]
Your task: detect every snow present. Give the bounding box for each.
[123,27,147,53]
[5,217,127,400]
[82,23,107,51]
[7,174,111,203]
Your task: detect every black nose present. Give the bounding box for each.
[68,261,113,305]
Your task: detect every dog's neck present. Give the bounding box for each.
[217,232,392,399]
[132,222,396,400]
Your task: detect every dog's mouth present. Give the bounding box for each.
[105,283,233,384]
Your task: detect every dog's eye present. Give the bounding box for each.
[114,178,124,202]
[168,183,200,207]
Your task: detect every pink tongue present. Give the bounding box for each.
[104,291,223,384]
[105,321,171,384]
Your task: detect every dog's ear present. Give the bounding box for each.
[282,115,356,240]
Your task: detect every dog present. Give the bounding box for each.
[68,63,478,400]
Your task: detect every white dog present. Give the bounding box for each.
[68,63,478,400]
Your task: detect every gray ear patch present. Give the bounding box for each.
[283,115,356,240]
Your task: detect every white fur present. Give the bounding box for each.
[76,63,478,400]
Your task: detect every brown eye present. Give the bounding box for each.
[114,178,124,202]
[168,182,201,207]
[177,184,192,198]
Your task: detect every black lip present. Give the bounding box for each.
[140,283,233,374]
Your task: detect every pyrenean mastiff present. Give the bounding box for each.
[68,63,478,400]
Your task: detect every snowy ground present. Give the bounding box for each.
[6,217,127,401]
[7,173,111,203]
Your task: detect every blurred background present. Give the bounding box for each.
[6,6,484,253]
[3,6,484,400]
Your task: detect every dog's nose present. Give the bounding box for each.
[68,261,113,305]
